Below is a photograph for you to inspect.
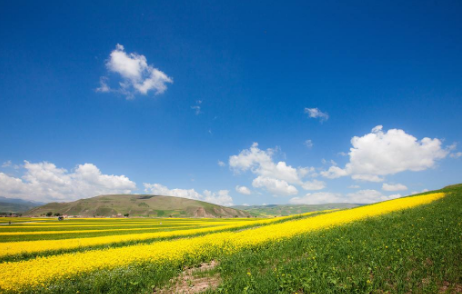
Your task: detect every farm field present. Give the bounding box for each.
[0,186,461,293]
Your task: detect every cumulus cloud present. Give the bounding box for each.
[143,183,233,206]
[229,143,319,196]
[290,189,403,205]
[252,176,298,196]
[235,185,251,195]
[382,183,408,191]
[321,125,449,182]
[304,108,329,122]
[97,44,173,99]
[217,160,226,167]
[0,161,136,202]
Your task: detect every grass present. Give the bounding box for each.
[214,187,462,293]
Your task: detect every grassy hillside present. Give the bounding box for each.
[234,203,360,217]
[26,194,252,218]
[215,186,462,293]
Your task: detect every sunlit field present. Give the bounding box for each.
[0,187,460,293]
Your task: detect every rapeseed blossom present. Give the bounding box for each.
[0,192,444,291]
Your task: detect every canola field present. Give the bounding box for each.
[0,188,460,293]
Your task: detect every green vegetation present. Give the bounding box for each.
[215,186,462,293]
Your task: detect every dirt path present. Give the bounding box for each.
[154,260,221,294]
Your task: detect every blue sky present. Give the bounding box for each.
[0,1,461,206]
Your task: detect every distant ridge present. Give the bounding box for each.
[233,203,360,217]
[0,196,44,214]
[26,194,252,218]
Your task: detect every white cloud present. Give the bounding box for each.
[290,189,404,205]
[348,185,360,189]
[229,143,315,184]
[191,100,202,115]
[97,44,173,99]
[321,125,449,182]
[252,176,298,196]
[229,143,319,196]
[0,161,136,202]
[290,192,342,204]
[382,183,408,191]
[1,160,12,168]
[304,108,329,122]
[143,183,233,206]
[235,185,251,195]
[301,179,326,190]
[450,152,462,159]
[304,140,313,148]
[217,160,226,167]
[346,189,394,203]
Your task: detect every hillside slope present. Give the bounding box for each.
[26,194,252,218]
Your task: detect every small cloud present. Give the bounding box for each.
[348,185,360,189]
[450,152,462,159]
[217,160,226,167]
[191,106,201,115]
[96,77,111,92]
[304,140,313,148]
[97,44,173,99]
[304,108,329,122]
[236,185,251,195]
[411,189,429,195]
[191,100,202,115]
[242,203,250,206]
[1,160,12,168]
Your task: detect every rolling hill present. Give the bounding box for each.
[26,194,252,218]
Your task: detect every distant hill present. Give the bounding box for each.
[233,203,361,217]
[0,196,44,214]
[26,194,252,218]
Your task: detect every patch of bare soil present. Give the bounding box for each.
[439,281,462,293]
[154,260,221,294]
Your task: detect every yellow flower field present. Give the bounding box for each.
[0,192,445,291]
[0,213,306,257]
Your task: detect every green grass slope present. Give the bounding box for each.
[26,194,252,218]
[234,203,360,217]
[215,185,462,293]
